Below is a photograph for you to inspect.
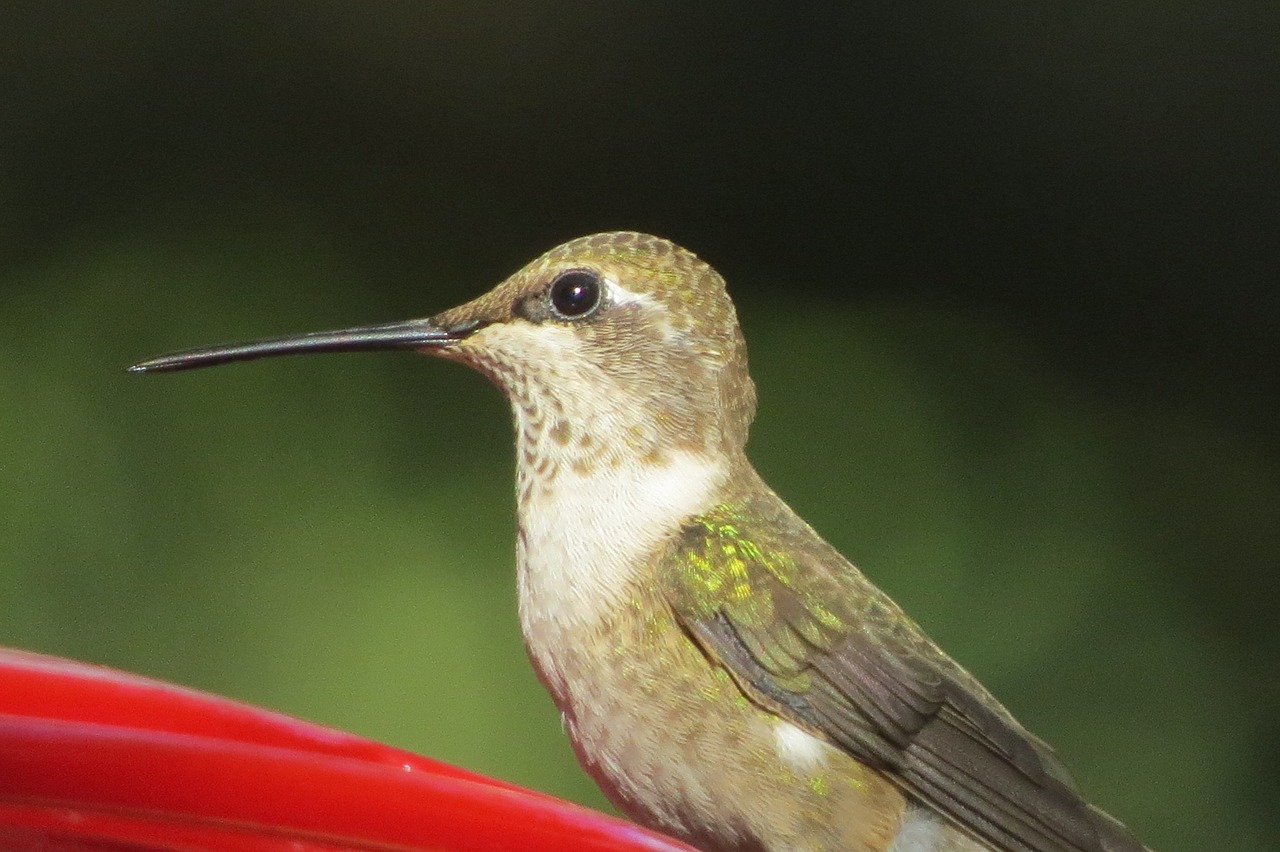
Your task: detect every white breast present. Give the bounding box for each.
[516,449,726,692]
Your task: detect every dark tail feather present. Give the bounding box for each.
[1091,805,1152,852]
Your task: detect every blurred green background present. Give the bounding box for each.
[2,5,1277,850]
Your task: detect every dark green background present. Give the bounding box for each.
[2,5,1276,850]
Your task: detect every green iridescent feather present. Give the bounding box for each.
[660,475,1146,852]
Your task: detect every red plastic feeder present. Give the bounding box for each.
[0,648,693,852]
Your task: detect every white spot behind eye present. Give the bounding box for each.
[607,277,653,307]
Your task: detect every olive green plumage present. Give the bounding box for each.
[663,469,1147,852]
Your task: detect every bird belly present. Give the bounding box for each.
[525,585,954,852]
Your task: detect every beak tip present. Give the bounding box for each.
[128,357,180,374]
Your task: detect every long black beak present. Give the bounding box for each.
[129,318,476,374]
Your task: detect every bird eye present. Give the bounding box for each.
[548,269,603,319]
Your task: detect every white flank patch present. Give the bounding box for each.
[887,806,947,852]
[773,721,831,773]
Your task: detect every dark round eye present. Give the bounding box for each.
[548,269,602,319]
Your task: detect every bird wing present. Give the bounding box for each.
[661,491,1146,852]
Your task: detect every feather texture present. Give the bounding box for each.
[662,472,1149,852]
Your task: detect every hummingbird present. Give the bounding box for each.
[131,232,1151,852]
